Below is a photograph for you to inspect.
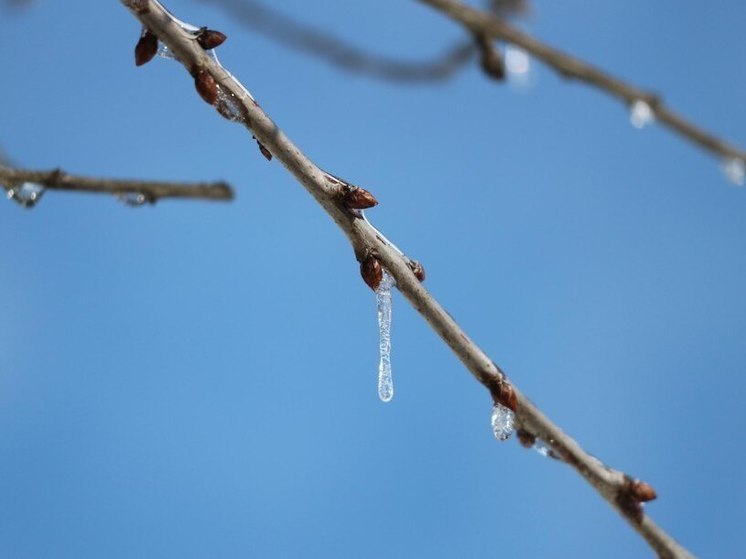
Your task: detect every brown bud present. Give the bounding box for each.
[134,30,158,67]
[629,480,657,503]
[516,429,536,449]
[197,29,227,50]
[343,187,378,210]
[494,381,517,413]
[408,260,426,282]
[257,141,272,161]
[360,254,383,291]
[475,33,505,81]
[194,70,218,105]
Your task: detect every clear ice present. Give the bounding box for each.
[533,438,552,457]
[117,191,149,207]
[376,270,395,402]
[629,100,655,129]
[5,182,45,208]
[722,157,745,186]
[505,45,535,88]
[490,402,515,441]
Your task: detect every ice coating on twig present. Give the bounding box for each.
[376,270,395,402]
[5,183,45,208]
[629,99,655,129]
[490,402,515,441]
[722,157,745,186]
[117,192,149,207]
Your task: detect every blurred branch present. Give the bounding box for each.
[202,0,474,83]
[418,0,746,164]
[0,164,234,202]
[120,2,693,557]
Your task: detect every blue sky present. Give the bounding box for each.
[2,1,745,557]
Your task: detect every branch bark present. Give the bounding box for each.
[120,1,694,557]
[418,0,746,165]
[0,164,233,203]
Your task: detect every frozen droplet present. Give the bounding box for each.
[629,100,655,129]
[722,157,745,186]
[490,403,515,441]
[156,42,176,60]
[117,191,150,207]
[376,270,395,402]
[6,182,45,208]
[505,45,535,89]
[534,439,552,457]
[215,86,245,122]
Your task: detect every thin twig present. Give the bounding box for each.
[418,0,746,164]
[120,2,694,557]
[201,0,474,83]
[0,164,234,202]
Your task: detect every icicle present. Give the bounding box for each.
[5,182,45,208]
[505,45,535,88]
[117,192,149,207]
[490,402,515,441]
[629,99,655,129]
[376,270,395,402]
[722,157,745,186]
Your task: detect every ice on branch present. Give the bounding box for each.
[505,45,535,88]
[117,192,150,207]
[490,402,515,441]
[5,183,45,209]
[629,100,655,129]
[376,270,395,402]
[722,157,745,186]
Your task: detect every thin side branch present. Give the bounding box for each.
[120,2,693,557]
[203,0,474,83]
[0,164,234,202]
[419,0,746,164]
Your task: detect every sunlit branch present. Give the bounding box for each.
[202,0,474,83]
[120,2,693,557]
[0,164,234,203]
[418,0,746,165]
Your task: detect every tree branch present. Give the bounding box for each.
[202,0,474,83]
[0,164,234,204]
[418,0,746,165]
[120,1,694,557]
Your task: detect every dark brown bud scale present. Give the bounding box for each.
[197,29,228,50]
[360,255,383,291]
[516,429,536,449]
[134,31,158,67]
[194,70,218,105]
[629,480,657,503]
[408,260,426,282]
[343,187,378,210]
[257,142,272,161]
[495,382,518,413]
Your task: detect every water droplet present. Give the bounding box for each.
[629,100,655,129]
[117,191,150,207]
[505,45,535,89]
[376,270,395,402]
[490,402,515,441]
[6,182,45,208]
[722,157,745,186]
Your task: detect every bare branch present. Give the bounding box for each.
[0,163,234,204]
[202,0,474,83]
[120,2,694,557]
[418,0,746,164]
